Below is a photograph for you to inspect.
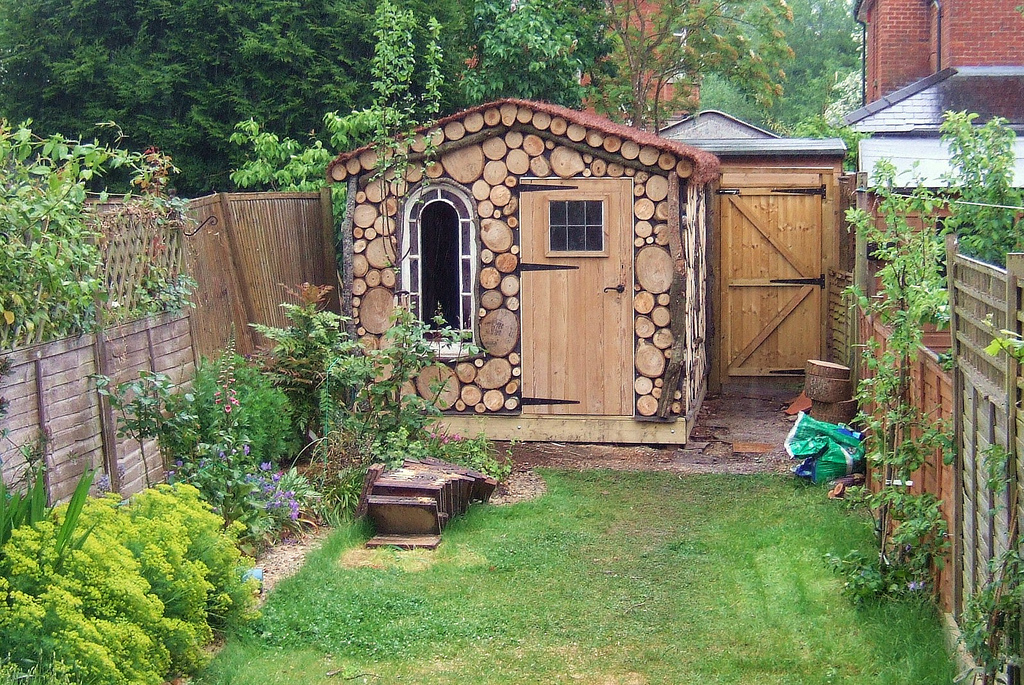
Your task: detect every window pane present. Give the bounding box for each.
[549,199,604,252]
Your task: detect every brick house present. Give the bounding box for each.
[846,0,1024,184]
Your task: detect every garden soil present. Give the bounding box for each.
[258,381,803,593]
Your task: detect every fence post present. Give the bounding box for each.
[946,233,965,619]
[93,327,122,494]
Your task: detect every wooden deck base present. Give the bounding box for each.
[433,414,690,446]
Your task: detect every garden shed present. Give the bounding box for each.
[327,99,719,445]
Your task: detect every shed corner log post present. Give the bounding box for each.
[657,175,687,419]
[341,177,358,340]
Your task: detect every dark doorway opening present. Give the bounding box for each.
[420,201,461,329]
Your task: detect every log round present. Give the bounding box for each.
[633,291,655,315]
[566,123,587,142]
[532,111,552,130]
[635,220,653,238]
[500,103,519,125]
[440,145,483,184]
[464,111,484,133]
[478,358,513,389]
[365,180,384,203]
[637,394,659,417]
[658,152,676,171]
[655,201,670,221]
[415,365,459,410]
[359,334,378,350]
[523,134,545,157]
[505,397,519,411]
[495,252,518,273]
[480,289,503,310]
[483,389,505,412]
[651,306,671,328]
[549,117,568,136]
[380,268,396,288]
[636,342,666,378]
[676,159,694,178]
[472,179,492,201]
[634,198,656,221]
[506,296,520,311]
[456,362,478,384]
[352,278,367,296]
[607,162,624,177]
[331,164,347,182]
[365,269,381,288]
[483,137,507,160]
[461,384,482,407]
[516,107,533,124]
[653,328,674,350]
[478,199,495,218]
[811,398,859,425]
[479,308,519,357]
[591,159,607,176]
[358,149,378,172]
[425,161,444,178]
[365,237,394,269]
[634,376,654,395]
[404,163,424,183]
[354,203,378,228]
[359,287,395,335]
[645,175,669,202]
[444,120,466,142]
[475,402,486,413]
[483,108,501,127]
[636,246,675,294]
[603,135,622,153]
[530,156,551,177]
[507,149,530,175]
[455,399,467,412]
[490,184,512,207]
[505,380,520,394]
[806,360,852,380]
[500,275,520,297]
[509,352,521,366]
[353,254,369,278]
[481,219,514,252]
[484,160,508,185]
[620,140,640,160]
[638,145,660,166]
[550,146,585,178]
[634,316,656,339]
[480,267,502,290]
[354,238,367,254]
[586,129,605,148]
[505,130,524,149]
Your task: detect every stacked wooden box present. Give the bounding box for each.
[359,458,498,549]
[805,360,858,425]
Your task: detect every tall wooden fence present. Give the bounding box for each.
[1,314,194,501]
[947,248,1023,620]
[185,191,341,359]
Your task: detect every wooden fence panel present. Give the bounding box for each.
[1,314,194,502]
[828,269,853,367]
[185,191,340,358]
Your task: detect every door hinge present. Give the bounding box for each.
[518,184,580,193]
[716,188,740,195]
[520,263,580,272]
[770,184,826,198]
[520,397,581,406]
[769,274,825,289]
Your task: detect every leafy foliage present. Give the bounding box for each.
[0,484,257,684]
[830,162,952,603]
[595,0,794,130]
[460,0,609,107]
[940,111,1024,267]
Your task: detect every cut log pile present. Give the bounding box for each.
[804,360,857,425]
[360,458,498,549]
[339,101,696,419]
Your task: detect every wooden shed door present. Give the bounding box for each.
[520,178,633,415]
[719,171,830,377]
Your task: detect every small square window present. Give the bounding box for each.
[549,200,604,253]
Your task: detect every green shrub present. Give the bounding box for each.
[0,484,257,684]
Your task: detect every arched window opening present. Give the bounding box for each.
[401,183,476,353]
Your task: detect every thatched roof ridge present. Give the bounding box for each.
[326,98,720,185]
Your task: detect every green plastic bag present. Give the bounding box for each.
[785,412,865,484]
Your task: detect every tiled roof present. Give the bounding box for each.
[676,138,847,157]
[660,110,779,140]
[327,98,721,185]
[846,67,1024,133]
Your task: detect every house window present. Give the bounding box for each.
[402,184,476,345]
[549,199,605,254]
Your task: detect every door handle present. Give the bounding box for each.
[604,284,625,293]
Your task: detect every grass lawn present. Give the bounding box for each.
[199,471,955,684]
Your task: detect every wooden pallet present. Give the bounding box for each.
[360,458,498,548]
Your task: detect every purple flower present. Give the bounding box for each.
[244,445,251,456]
[908,581,925,591]
[260,462,272,472]
[272,473,281,483]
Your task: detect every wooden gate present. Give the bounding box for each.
[717,169,836,378]
[519,178,633,415]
